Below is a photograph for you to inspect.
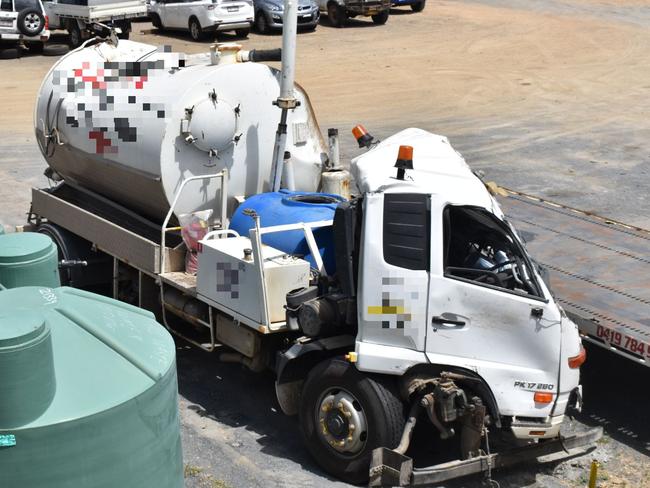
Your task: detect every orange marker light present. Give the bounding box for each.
[533,392,554,404]
[568,346,587,369]
[397,145,413,161]
[352,124,374,148]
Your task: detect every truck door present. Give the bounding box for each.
[426,203,562,418]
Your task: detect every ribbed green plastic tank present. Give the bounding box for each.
[0,232,60,289]
[0,286,184,488]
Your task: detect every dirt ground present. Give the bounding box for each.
[1,1,650,486]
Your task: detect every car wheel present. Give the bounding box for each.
[235,27,250,38]
[255,11,269,34]
[410,0,425,12]
[189,17,204,41]
[371,10,389,24]
[68,22,83,48]
[17,8,45,36]
[150,13,163,29]
[299,358,404,484]
[0,44,22,59]
[327,2,346,27]
[43,43,70,56]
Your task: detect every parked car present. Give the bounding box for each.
[148,0,254,41]
[391,0,424,12]
[253,0,318,34]
[42,0,146,48]
[319,0,390,27]
[0,0,50,54]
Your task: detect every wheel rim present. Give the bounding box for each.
[70,29,79,46]
[25,13,41,31]
[316,388,368,455]
[329,7,338,24]
[190,21,199,39]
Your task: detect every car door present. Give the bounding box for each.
[426,201,562,417]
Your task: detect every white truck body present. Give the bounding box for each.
[43,0,146,27]
[26,39,598,486]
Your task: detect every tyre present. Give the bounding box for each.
[17,8,45,36]
[43,43,70,56]
[327,2,346,28]
[255,11,269,34]
[299,358,404,484]
[410,0,425,12]
[115,20,131,39]
[371,10,389,24]
[36,222,112,290]
[26,41,44,54]
[68,22,83,48]
[235,27,250,38]
[0,44,21,59]
[150,13,163,29]
[189,17,204,41]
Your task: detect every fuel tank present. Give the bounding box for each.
[34,40,326,222]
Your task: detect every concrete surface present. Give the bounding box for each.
[1,1,649,486]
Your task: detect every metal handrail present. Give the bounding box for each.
[159,169,228,274]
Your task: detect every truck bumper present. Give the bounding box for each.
[369,427,602,486]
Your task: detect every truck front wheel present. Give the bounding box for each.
[299,358,404,484]
[327,3,347,27]
[371,10,389,25]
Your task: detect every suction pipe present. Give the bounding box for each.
[270,0,299,192]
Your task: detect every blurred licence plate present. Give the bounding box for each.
[227,6,239,11]
[0,19,13,26]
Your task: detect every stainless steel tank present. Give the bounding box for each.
[35,40,327,221]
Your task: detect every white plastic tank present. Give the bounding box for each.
[35,40,327,221]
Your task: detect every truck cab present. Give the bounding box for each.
[352,128,583,436]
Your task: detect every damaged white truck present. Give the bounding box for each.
[26,6,600,484]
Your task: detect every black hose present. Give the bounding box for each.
[249,48,282,62]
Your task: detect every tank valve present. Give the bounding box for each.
[243,249,253,262]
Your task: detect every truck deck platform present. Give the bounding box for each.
[498,190,650,366]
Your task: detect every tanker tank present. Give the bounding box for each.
[35,40,327,222]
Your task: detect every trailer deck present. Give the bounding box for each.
[498,190,650,366]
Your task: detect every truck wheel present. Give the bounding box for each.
[299,358,404,484]
[150,13,163,29]
[68,23,83,48]
[189,17,205,41]
[43,43,70,56]
[115,20,131,39]
[327,2,346,27]
[17,8,45,36]
[371,10,389,25]
[410,0,425,12]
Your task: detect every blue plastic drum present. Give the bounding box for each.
[230,190,345,274]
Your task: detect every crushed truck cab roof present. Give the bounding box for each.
[351,128,498,212]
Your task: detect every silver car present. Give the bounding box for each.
[253,0,318,34]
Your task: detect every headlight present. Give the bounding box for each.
[268,2,283,11]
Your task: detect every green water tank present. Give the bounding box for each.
[0,232,60,289]
[0,286,183,488]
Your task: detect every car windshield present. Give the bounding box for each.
[14,0,39,10]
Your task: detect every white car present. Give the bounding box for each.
[149,0,253,41]
[0,0,50,53]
